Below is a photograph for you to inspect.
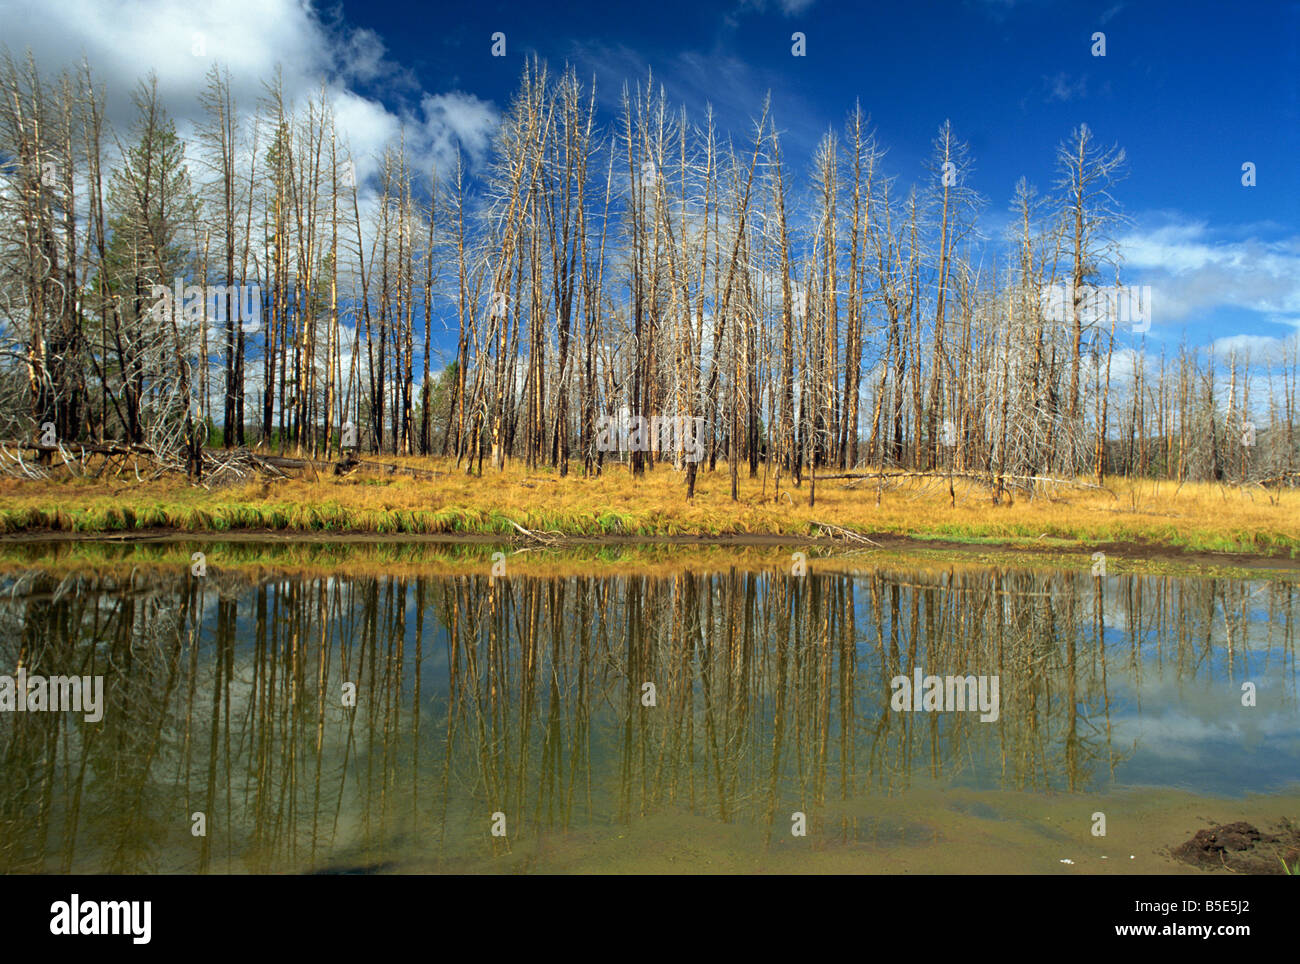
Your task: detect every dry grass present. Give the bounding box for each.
[0,457,1296,555]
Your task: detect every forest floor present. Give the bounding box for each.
[1,455,1297,561]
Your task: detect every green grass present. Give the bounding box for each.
[0,495,1294,558]
[0,496,1290,557]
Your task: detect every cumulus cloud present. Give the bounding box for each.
[1119,220,1300,330]
[421,93,499,169]
[0,0,499,182]
[1210,332,1299,360]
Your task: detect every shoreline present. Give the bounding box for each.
[3,467,1296,570]
[3,527,1298,581]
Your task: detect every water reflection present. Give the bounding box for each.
[0,559,1296,872]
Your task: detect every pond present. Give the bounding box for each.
[1,544,1297,873]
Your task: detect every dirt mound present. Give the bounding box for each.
[1172,820,1300,874]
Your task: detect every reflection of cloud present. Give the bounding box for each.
[1121,711,1246,762]
[1109,674,1299,752]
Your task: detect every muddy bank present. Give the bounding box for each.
[1172,821,1300,874]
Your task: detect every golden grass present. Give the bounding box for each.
[0,458,1296,556]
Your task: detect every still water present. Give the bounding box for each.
[1,546,1297,873]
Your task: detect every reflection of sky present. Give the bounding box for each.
[163,570,1300,798]
[939,575,1298,796]
[1104,669,1300,795]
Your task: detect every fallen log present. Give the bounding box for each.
[816,469,1118,498]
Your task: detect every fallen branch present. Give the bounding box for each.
[816,469,1118,499]
[504,518,566,546]
[811,521,882,546]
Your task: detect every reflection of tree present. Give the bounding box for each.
[0,563,1293,872]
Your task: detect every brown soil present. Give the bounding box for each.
[1171,820,1300,874]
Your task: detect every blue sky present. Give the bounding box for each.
[347,0,1300,356]
[5,0,1298,361]
[359,0,1296,217]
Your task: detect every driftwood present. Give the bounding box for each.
[503,519,566,546]
[811,521,882,546]
[348,457,444,479]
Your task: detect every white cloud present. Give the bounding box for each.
[336,27,393,86]
[421,92,499,169]
[1100,3,1125,25]
[1210,332,1299,361]
[1,0,498,185]
[732,0,817,19]
[1119,220,1300,326]
[1045,72,1087,103]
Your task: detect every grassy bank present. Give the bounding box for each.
[1,459,1297,557]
